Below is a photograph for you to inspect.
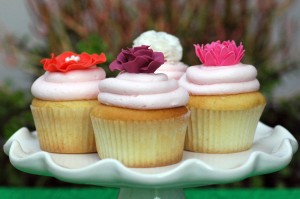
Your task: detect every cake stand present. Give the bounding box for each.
[3,122,298,199]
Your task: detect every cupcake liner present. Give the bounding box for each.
[31,105,96,153]
[185,105,265,153]
[91,112,189,168]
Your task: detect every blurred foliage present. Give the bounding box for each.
[0,83,34,139]
[0,0,299,188]
[76,34,117,77]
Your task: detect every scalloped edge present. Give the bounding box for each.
[3,122,298,188]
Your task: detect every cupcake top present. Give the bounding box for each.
[98,46,189,109]
[133,30,188,80]
[133,30,183,62]
[155,62,188,80]
[31,51,106,101]
[179,40,260,95]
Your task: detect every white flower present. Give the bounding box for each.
[133,30,183,62]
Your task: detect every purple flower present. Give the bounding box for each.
[109,45,165,73]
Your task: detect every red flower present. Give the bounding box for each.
[41,51,106,72]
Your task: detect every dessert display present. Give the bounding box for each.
[90,45,190,168]
[133,30,188,80]
[31,51,106,153]
[179,40,266,153]
[5,38,297,199]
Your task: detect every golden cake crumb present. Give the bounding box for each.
[91,103,188,121]
[188,92,266,110]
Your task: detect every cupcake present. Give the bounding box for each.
[31,51,106,153]
[133,30,188,80]
[91,45,190,167]
[179,41,266,153]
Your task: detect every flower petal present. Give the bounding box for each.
[204,52,217,66]
[79,53,93,66]
[123,56,151,73]
[194,44,206,64]
[153,52,165,63]
[218,46,232,65]
[109,60,124,71]
[144,60,164,73]
[220,52,236,66]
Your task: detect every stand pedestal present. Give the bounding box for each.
[118,188,185,199]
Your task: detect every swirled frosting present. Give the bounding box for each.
[98,72,189,110]
[155,61,188,80]
[133,30,183,62]
[179,63,260,95]
[31,67,106,100]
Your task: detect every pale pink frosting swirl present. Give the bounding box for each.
[155,61,188,80]
[179,63,260,95]
[98,72,189,110]
[31,67,106,100]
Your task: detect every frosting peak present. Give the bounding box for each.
[179,64,259,95]
[109,45,164,73]
[155,62,188,80]
[31,67,106,101]
[98,73,189,110]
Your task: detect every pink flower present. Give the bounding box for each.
[194,40,245,66]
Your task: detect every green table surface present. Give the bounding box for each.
[1,188,300,199]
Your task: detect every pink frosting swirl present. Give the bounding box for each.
[98,72,189,110]
[31,67,106,100]
[155,61,188,80]
[179,63,260,95]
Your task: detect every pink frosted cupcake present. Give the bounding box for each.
[179,41,266,153]
[31,51,106,153]
[91,46,190,167]
[133,30,188,80]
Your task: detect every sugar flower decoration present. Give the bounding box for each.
[194,40,245,66]
[133,30,183,62]
[41,51,106,72]
[109,45,165,73]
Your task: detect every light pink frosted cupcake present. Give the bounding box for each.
[133,30,188,80]
[31,51,106,153]
[179,41,266,153]
[91,46,190,167]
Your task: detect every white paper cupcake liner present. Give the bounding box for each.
[185,105,265,153]
[31,105,96,153]
[91,112,189,168]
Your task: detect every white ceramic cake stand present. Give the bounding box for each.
[3,122,298,199]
